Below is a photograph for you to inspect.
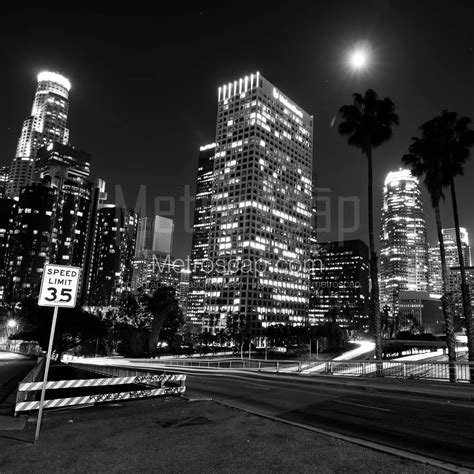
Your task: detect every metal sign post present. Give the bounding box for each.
[35,264,80,443]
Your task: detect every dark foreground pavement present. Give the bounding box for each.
[0,397,449,473]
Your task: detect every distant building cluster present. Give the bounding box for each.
[379,169,472,332]
[1,70,472,341]
[0,72,186,309]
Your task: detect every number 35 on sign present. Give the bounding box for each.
[38,264,81,308]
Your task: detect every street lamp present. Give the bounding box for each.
[7,319,17,329]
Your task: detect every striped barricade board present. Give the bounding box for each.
[15,386,185,412]
[18,373,186,392]
[15,373,186,413]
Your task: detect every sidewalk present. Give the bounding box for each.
[0,397,447,473]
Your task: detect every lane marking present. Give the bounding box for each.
[333,399,392,412]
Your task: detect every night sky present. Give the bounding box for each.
[1,3,473,259]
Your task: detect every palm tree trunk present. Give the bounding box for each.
[435,204,457,382]
[367,147,382,362]
[450,178,474,381]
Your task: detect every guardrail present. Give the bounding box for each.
[15,364,186,414]
[109,357,474,383]
[128,357,303,373]
[14,356,46,413]
[302,360,473,383]
[0,342,42,356]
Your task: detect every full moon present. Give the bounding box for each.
[349,49,369,70]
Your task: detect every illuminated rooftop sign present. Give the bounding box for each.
[200,143,217,152]
[37,71,71,91]
[272,88,303,119]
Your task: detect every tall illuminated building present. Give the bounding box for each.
[428,243,443,296]
[0,166,9,198]
[87,205,138,306]
[380,169,429,313]
[442,227,471,268]
[310,240,370,330]
[6,143,93,302]
[205,72,313,344]
[188,143,216,325]
[7,72,71,198]
[135,217,154,256]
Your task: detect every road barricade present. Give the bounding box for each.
[15,369,186,414]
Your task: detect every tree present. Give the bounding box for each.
[225,312,249,359]
[428,111,474,374]
[402,126,458,382]
[338,89,399,361]
[144,285,183,357]
[13,298,105,360]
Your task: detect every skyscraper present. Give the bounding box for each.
[380,169,429,313]
[7,72,71,198]
[0,199,17,300]
[87,205,138,306]
[5,143,93,302]
[188,143,216,325]
[34,143,92,268]
[205,72,313,344]
[447,265,474,328]
[6,184,56,301]
[135,217,154,256]
[152,216,174,254]
[0,166,9,198]
[428,243,443,296]
[442,227,471,268]
[310,240,370,330]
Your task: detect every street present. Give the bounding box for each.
[176,369,474,468]
[0,352,35,414]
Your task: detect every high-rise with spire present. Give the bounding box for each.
[7,71,71,198]
[380,169,429,313]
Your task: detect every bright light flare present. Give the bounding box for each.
[349,49,369,70]
[7,319,17,328]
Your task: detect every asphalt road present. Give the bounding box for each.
[175,369,474,469]
[0,351,35,414]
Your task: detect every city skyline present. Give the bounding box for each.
[1,8,474,471]
[1,5,474,259]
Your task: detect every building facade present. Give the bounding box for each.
[447,266,474,330]
[5,143,93,302]
[7,72,71,198]
[86,205,138,307]
[204,72,313,344]
[135,217,154,257]
[443,227,471,268]
[0,199,17,300]
[310,239,370,330]
[380,169,429,313]
[0,166,9,199]
[398,291,444,335]
[5,184,56,301]
[188,143,216,326]
[428,243,443,296]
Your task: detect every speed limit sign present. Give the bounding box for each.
[38,264,81,308]
[35,263,81,443]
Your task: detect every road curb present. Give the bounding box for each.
[212,399,470,473]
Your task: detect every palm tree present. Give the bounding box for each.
[338,89,399,361]
[430,111,474,377]
[402,124,457,382]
